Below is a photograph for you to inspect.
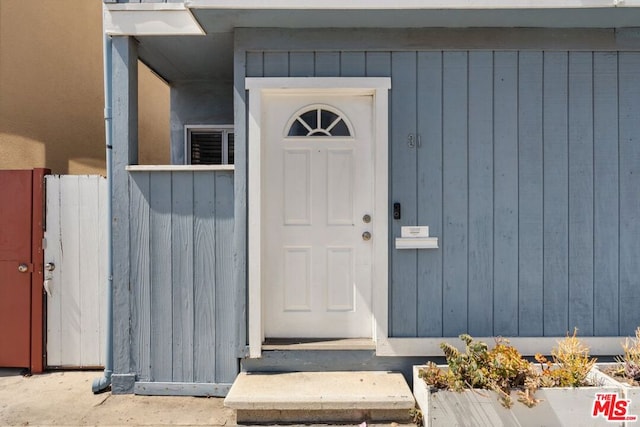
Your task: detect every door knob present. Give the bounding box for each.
[45,262,55,272]
[362,231,371,241]
[18,264,29,273]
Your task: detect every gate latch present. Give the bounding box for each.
[17,263,33,273]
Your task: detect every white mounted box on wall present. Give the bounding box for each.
[401,226,429,238]
[395,226,438,249]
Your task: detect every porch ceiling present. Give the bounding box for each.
[136,34,233,83]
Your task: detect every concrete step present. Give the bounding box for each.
[224,371,415,424]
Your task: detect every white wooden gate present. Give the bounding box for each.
[44,175,107,368]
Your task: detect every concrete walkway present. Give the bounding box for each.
[0,369,418,426]
[0,369,234,426]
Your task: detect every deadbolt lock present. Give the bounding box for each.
[18,264,29,273]
[363,214,371,223]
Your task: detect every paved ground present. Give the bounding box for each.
[0,369,418,427]
[0,369,235,426]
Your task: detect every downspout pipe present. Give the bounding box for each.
[93,27,114,394]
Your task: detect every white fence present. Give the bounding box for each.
[44,175,107,368]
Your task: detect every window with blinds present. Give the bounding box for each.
[186,126,234,165]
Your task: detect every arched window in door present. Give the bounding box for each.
[286,105,353,137]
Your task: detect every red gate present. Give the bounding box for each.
[0,169,47,373]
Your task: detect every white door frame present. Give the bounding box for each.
[246,77,390,358]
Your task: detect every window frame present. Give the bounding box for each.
[184,124,234,165]
[284,104,355,138]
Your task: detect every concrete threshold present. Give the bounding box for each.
[262,338,376,351]
[224,371,415,424]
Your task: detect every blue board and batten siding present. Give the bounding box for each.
[108,30,640,394]
[243,48,640,339]
[110,38,238,395]
[128,170,236,395]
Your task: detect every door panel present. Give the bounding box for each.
[0,263,31,366]
[0,171,31,260]
[326,247,354,311]
[0,170,33,367]
[283,149,311,225]
[327,149,355,225]
[283,247,312,311]
[262,94,374,338]
[44,175,107,368]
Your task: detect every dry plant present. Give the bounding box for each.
[420,330,599,412]
[535,328,596,388]
[613,327,640,384]
[420,335,539,408]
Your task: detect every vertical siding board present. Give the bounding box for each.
[390,52,418,337]
[493,52,519,336]
[618,53,640,335]
[172,172,195,382]
[130,172,151,380]
[235,43,248,365]
[142,171,236,385]
[467,51,494,337]
[517,52,544,337]
[340,52,366,77]
[214,172,237,383]
[60,176,81,366]
[98,177,107,367]
[417,51,443,337]
[289,52,315,77]
[315,52,341,77]
[149,172,173,381]
[246,52,264,77]
[568,52,595,335]
[365,52,391,77]
[78,176,102,366]
[442,51,469,337]
[193,173,217,383]
[542,52,570,336]
[45,176,62,366]
[593,52,620,336]
[263,52,289,77]
[111,37,137,379]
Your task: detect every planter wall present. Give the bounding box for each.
[595,363,640,425]
[413,365,625,427]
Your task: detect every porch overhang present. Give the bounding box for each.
[186,0,638,6]
[104,3,205,36]
[104,1,640,83]
[105,1,640,36]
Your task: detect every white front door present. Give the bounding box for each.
[261,93,374,338]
